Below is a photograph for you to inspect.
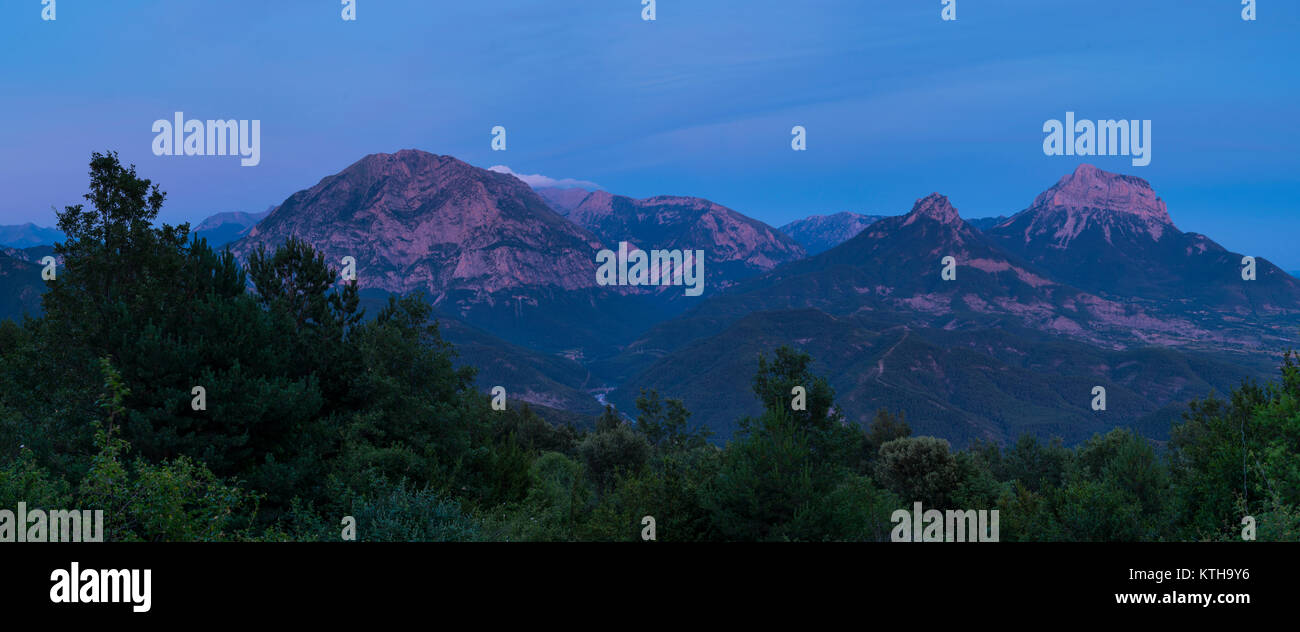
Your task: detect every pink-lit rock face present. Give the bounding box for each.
[902,193,963,227]
[790,190,1088,310]
[1036,164,1170,220]
[1019,164,1174,245]
[535,187,593,216]
[985,164,1300,319]
[563,189,806,289]
[861,192,982,258]
[229,150,605,300]
[745,186,1260,350]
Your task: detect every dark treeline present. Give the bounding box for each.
[0,153,1296,541]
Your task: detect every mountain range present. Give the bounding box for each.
[779,211,886,254]
[227,151,808,356]
[0,207,273,324]
[985,165,1300,323]
[0,223,64,249]
[602,166,1298,441]
[3,154,1294,446]
[778,211,1014,254]
[192,208,273,247]
[550,188,805,294]
[0,208,270,252]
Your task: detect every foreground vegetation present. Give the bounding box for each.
[1,153,1296,541]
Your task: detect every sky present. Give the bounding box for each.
[1,0,1297,267]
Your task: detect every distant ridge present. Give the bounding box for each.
[564,190,805,292]
[193,207,273,247]
[0,223,64,248]
[778,211,887,255]
[967,216,1009,231]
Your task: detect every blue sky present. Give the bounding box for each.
[2,0,1297,267]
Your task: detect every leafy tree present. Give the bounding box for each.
[492,404,578,457]
[578,423,650,491]
[0,449,71,512]
[707,354,895,541]
[583,446,722,542]
[1169,352,1300,540]
[1000,434,1071,493]
[708,409,817,540]
[865,408,911,452]
[635,389,709,451]
[874,436,960,508]
[752,346,836,428]
[594,404,620,433]
[77,358,256,542]
[511,452,592,540]
[344,482,486,542]
[749,346,863,468]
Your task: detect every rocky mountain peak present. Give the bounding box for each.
[230,149,603,299]
[903,193,962,226]
[1032,163,1172,225]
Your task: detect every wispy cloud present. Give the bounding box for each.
[488,165,598,190]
